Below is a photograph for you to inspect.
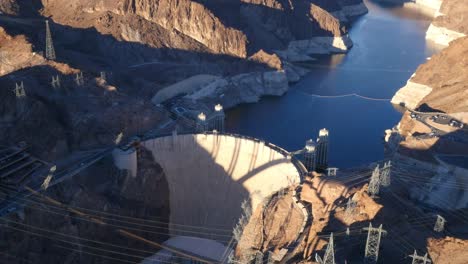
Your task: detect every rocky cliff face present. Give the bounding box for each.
[426,0,467,45]
[428,237,468,264]
[388,1,468,211]
[392,36,468,113]
[38,0,362,59]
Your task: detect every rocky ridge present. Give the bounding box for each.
[388,0,468,214]
[425,0,467,45]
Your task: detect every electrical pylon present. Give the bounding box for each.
[327,167,338,176]
[51,75,60,89]
[316,233,335,264]
[14,82,26,98]
[45,20,56,60]
[100,71,106,82]
[75,72,84,86]
[409,250,432,264]
[433,215,446,232]
[380,161,392,187]
[255,251,264,264]
[41,165,56,190]
[368,165,380,198]
[344,196,357,223]
[363,223,386,264]
[115,132,124,145]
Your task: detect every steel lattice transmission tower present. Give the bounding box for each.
[380,161,392,187]
[409,250,432,264]
[45,20,56,60]
[433,215,446,232]
[75,72,84,86]
[368,165,381,198]
[51,75,61,89]
[363,223,386,264]
[344,195,357,223]
[315,233,335,264]
[100,71,107,82]
[14,82,26,98]
[41,165,56,190]
[255,251,264,264]
[327,167,338,176]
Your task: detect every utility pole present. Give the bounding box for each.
[433,215,446,232]
[409,250,432,264]
[45,20,56,60]
[344,196,357,223]
[75,72,84,86]
[363,223,386,264]
[380,161,392,187]
[51,75,61,89]
[368,165,380,198]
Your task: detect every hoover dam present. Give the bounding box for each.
[113,133,304,241]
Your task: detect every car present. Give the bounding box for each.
[410,113,417,119]
[449,119,465,128]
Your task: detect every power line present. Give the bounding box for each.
[0,185,234,232]
[0,188,233,243]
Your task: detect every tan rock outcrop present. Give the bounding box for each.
[426,0,467,45]
[428,237,468,264]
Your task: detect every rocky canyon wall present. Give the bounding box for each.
[388,0,468,210]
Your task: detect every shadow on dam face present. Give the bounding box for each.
[137,133,301,242]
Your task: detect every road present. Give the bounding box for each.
[409,110,468,143]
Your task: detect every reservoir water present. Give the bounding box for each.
[225,0,440,168]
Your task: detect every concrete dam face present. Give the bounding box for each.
[129,133,302,240]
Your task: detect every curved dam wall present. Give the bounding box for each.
[139,133,302,240]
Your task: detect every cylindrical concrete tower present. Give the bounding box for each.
[212,104,225,132]
[303,139,317,172]
[316,128,329,171]
[197,112,207,133]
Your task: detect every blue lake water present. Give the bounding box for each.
[226,0,441,168]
